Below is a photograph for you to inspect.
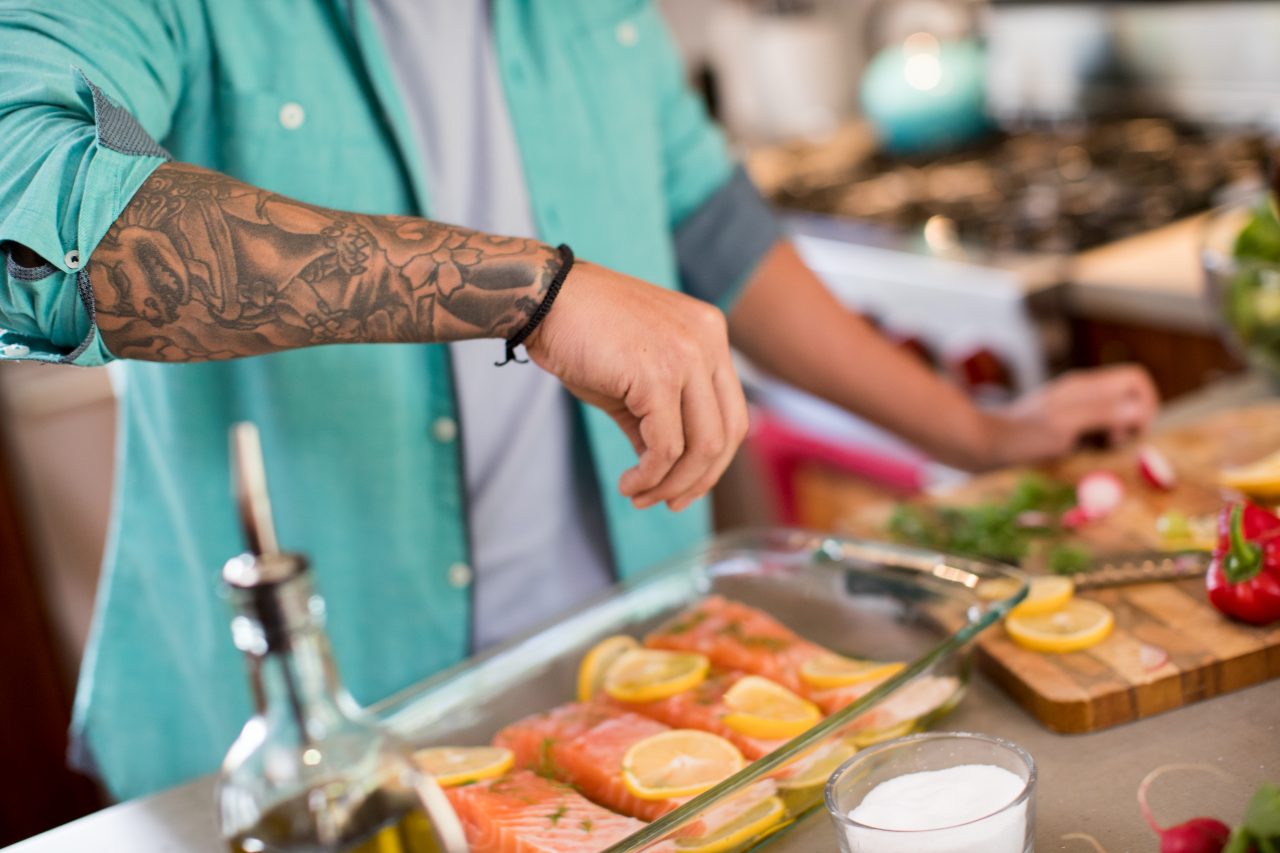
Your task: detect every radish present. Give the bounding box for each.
[1016,510,1052,529]
[1138,764,1232,853]
[1138,445,1177,491]
[1076,471,1125,520]
[1138,642,1169,672]
[1060,506,1094,530]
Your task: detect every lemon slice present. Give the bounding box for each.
[604,649,709,704]
[1221,449,1280,498]
[777,739,857,792]
[721,675,822,740]
[799,652,905,691]
[621,730,745,800]
[577,634,639,702]
[1005,598,1114,653]
[849,717,917,748]
[675,795,788,853]
[1010,576,1076,618]
[975,577,1023,602]
[1156,511,1217,552]
[413,746,514,788]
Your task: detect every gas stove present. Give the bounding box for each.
[752,118,1268,256]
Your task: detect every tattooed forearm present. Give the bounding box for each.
[87,162,559,361]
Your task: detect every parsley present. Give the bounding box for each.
[662,610,709,635]
[546,805,568,826]
[742,634,790,651]
[888,473,1084,567]
[488,777,536,804]
[716,620,790,651]
[536,737,566,781]
[1048,543,1092,575]
[579,819,594,833]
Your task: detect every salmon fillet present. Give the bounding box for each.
[833,674,961,732]
[493,702,778,837]
[493,702,677,821]
[647,598,958,732]
[806,676,892,716]
[603,670,790,760]
[445,770,656,853]
[645,596,823,694]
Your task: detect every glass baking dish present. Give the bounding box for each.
[373,529,1027,852]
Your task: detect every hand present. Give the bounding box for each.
[525,261,748,512]
[982,364,1159,468]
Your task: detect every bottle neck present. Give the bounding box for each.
[248,628,358,741]
[230,571,361,743]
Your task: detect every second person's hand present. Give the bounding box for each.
[525,260,748,512]
[982,364,1160,467]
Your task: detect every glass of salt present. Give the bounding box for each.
[824,731,1036,853]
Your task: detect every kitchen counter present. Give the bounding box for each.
[9,676,1276,852]
[1066,214,1214,333]
[8,375,1279,853]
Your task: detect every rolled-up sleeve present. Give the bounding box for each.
[649,11,781,310]
[673,166,781,310]
[0,2,194,365]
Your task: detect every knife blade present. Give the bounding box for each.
[1070,550,1211,589]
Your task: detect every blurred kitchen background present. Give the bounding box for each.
[3,0,1279,840]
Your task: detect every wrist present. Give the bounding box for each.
[951,407,1013,472]
[500,243,574,365]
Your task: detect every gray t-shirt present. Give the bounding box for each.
[369,0,614,649]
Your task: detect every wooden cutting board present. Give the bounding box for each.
[840,402,1280,733]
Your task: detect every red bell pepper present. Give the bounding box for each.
[1205,502,1280,625]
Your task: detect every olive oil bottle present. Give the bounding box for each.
[217,424,468,853]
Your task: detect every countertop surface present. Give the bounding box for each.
[8,376,1279,853]
[1066,214,1215,332]
[10,677,1276,853]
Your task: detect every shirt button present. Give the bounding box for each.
[278,102,306,130]
[616,21,639,46]
[448,562,473,589]
[432,416,458,444]
[64,250,81,270]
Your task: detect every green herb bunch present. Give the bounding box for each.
[888,473,1091,574]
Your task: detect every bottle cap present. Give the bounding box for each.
[224,422,317,651]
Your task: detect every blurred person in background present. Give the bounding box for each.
[0,1,1156,800]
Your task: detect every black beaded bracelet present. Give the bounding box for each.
[496,243,574,366]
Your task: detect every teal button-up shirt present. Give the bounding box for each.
[0,0,778,799]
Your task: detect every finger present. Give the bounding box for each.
[567,382,646,456]
[1108,370,1159,445]
[1100,364,1158,409]
[1056,366,1156,446]
[670,366,748,512]
[617,383,684,499]
[632,368,726,509]
[608,407,646,458]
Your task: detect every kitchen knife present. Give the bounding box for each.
[1071,550,1211,589]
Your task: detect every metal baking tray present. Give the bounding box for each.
[373,529,1027,852]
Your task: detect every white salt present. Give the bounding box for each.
[842,764,1027,853]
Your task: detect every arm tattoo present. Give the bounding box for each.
[88,162,558,361]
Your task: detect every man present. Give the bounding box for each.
[0,0,1155,801]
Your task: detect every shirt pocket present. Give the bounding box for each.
[214,86,385,207]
